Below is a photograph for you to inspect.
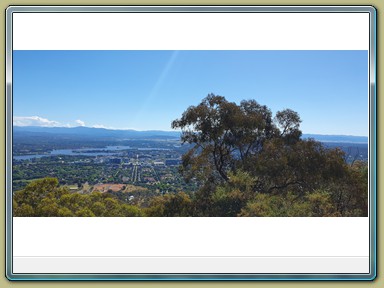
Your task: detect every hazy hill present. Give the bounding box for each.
[13,126,181,140]
[302,134,368,143]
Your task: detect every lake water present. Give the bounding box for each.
[13,145,133,160]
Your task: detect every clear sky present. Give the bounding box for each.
[13,50,368,136]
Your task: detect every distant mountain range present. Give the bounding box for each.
[13,126,368,143]
[301,134,368,143]
[13,126,181,139]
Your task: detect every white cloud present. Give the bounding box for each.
[13,116,115,130]
[92,124,107,129]
[13,116,61,127]
[75,119,85,127]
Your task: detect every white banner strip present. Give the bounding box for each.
[13,217,369,257]
[13,13,369,50]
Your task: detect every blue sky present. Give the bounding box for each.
[13,50,368,136]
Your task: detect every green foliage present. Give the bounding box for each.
[120,204,144,217]
[75,208,96,217]
[171,94,368,217]
[13,178,62,207]
[211,171,256,216]
[57,207,74,217]
[172,94,304,184]
[90,201,107,216]
[14,203,35,217]
[239,190,339,217]
[13,178,144,217]
[172,94,284,183]
[145,192,192,217]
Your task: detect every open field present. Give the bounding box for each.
[91,183,147,193]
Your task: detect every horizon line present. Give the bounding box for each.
[13,125,369,138]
